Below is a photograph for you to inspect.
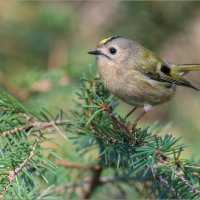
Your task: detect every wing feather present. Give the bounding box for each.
[141,63,199,90]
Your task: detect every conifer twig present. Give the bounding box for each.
[55,159,99,171]
[83,164,102,199]
[99,103,131,135]
[0,112,70,140]
[157,157,200,197]
[0,126,26,138]
[169,166,200,197]
[157,175,181,199]
[0,130,42,199]
[0,113,69,135]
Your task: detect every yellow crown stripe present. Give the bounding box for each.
[100,36,113,44]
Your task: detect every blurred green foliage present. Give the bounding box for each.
[108,2,200,49]
[1,2,199,96]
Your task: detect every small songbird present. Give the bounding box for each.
[88,36,200,121]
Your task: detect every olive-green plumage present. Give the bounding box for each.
[88,36,200,111]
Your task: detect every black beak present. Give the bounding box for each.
[88,50,101,55]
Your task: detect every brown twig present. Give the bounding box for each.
[31,119,69,140]
[157,157,200,198]
[0,126,27,138]
[55,159,96,171]
[83,164,102,199]
[157,175,181,199]
[55,159,103,199]
[52,174,142,198]
[99,103,131,135]
[169,166,200,197]
[1,112,70,140]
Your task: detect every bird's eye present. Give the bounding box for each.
[109,47,117,55]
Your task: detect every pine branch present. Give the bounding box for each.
[83,164,102,199]
[0,130,42,199]
[0,92,70,199]
[55,159,100,171]
[157,174,182,199]
[66,76,200,199]
[0,75,200,199]
[169,165,200,196]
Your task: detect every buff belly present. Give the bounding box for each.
[100,68,176,108]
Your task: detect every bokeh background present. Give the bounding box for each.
[1,1,200,160]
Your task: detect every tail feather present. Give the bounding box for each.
[172,64,200,73]
[170,64,200,91]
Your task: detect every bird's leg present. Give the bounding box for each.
[133,111,147,125]
[125,107,137,120]
[133,104,152,128]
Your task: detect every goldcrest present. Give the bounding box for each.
[88,36,200,115]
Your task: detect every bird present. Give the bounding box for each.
[88,36,200,122]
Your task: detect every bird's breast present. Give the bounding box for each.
[97,60,125,94]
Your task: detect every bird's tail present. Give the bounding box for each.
[170,64,200,91]
[172,64,200,73]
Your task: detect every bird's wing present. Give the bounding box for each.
[141,62,199,90]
